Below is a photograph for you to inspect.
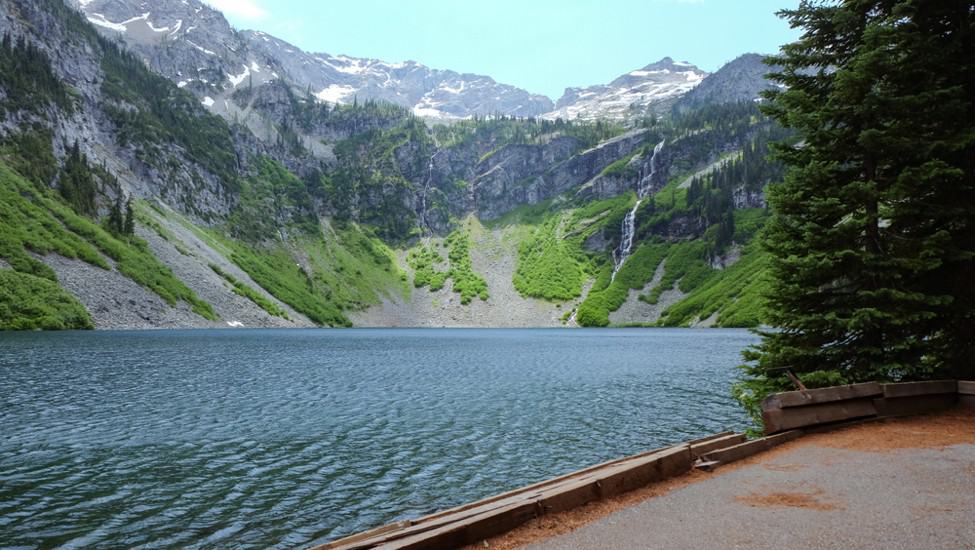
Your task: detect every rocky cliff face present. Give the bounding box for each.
[74,0,553,120]
[464,130,654,219]
[1,0,238,221]
[544,58,707,121]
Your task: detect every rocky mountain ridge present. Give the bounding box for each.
[545,58,708,121]
[73,0,776,123]
[673,53,782,113]
[74,0,554,120]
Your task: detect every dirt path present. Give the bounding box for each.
[477,409,975,549]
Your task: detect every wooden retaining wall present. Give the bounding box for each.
[761,380,963,435]
[316,380,974,550]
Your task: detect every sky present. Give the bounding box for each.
[207,0,802,100]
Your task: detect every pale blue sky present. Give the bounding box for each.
[209,0,801,99]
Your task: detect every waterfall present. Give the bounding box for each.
[611,140,664,281]
[419,150,441,235]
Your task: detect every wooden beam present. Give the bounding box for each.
[690,433,747,459]
[873,394,958,417]
[761,382,882,410]
[882,380,957,398]
[701,430,802,464]
[762,398,877,434]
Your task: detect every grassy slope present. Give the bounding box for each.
[0,269,93,330]
[574,206,770,328]
[160,204,408,327]
[497,194,634,306]
[0,161,215,328]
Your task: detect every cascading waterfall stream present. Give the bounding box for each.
[611,140,664,281]
[418,150,442,236]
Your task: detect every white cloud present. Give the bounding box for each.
[204,0,269,21]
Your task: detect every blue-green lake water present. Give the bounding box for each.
[0,328,756,548]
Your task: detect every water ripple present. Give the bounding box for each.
[0,328,755,548]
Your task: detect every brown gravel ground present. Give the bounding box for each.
[470,407,975,550]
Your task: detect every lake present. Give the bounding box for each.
[0,328,756,548]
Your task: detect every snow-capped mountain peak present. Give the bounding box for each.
[74,0,553,119]
[543,57,708,121]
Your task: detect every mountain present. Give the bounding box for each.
[673,53,781,113]
[74,0,554,119]
[0,0,783,333]
[543,58,707,121]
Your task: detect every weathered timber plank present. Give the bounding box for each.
[594,445,692,499]
[958,381,975,395]
[690,433,746,459]
[383,500,539,550]
[686,431,735,446]
[873,394,958,417]
[762,398,878,434]
[762,382,882,410]
[537,477,601,514]
[319,445,679,549]
[701,430,801,464]
[882,380,957,398]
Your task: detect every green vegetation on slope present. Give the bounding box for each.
[407,228,489,305]
[445,230,489,304]
[325,117,431,241]
[229,156,318,241]
[209,264,289,320]
[226,243,350,327]
[100,42,238,190]
[513,215,586,301]
[431,116,626,151]
[657,243,769,327]
[163,203,407,327]
[575,207,771,327]
[0,270,93,330]
[407,245,448,291]
[500,193,633,305]
[575,243,668,327]
[0,161,216,326]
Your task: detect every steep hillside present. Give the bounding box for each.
[0,0,785,330]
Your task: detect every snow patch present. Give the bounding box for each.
[227,65,251,87]
[186,40,216,56]
[86,13,127,32]
[202,96,215,107]
[412,105,456,119]
[314,84,355,103]
[121,12,151,25]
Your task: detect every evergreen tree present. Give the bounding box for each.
[60,141,97,216]
[736,0,975,420]
[107,196,123,234]
[123,197,135,235]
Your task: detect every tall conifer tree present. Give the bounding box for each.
[736,0,975,419]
